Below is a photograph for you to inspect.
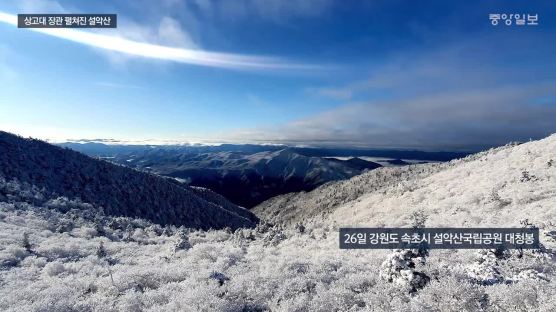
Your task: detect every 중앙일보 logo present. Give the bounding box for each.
[489,13,538,26]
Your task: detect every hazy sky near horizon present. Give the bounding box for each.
[0,0,555,151]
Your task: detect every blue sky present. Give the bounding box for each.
[0,0,555,151]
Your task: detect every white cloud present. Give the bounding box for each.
[217,83,556,150]
[0,11,312,71]
[94,15,199,67]
[157,16,197,48]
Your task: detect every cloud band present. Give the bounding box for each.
[0,11,311,71]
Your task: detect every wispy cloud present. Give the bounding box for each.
[0,11,314,71]
[309,33,556,102]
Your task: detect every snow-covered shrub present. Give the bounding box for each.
[145,224,164,236]
[19,255,48,268]
[209,271,229,286]
[131,228,150,243]
[45,197,72,211]
[466,249,505,285]
[232,228,257,245]
[295,222,306,234]
[0,246,29,268]
[43,261,67,277]
[489,188,511,208]
[255,220,272,234]
[410,275,488,312]
[380,249,430,292]
[54,218,75,233]
[485,279,547,311]
[96,241,107,259]
[520,170,538,182]
[72,226,98,239]
[409,209,428,230]
[263,226,287,246]
[35,238,92,261]
[510,268,549,282]
[172,229,192,253]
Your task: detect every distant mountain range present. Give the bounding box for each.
[59,141,470,161]
[60,142,392,207]
[0,131,257,229]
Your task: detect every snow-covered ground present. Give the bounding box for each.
[329,136,556,234]
[1,134,556,311]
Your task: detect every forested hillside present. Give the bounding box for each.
[0,131,257,230]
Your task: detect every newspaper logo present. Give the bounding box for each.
[489,14,538,26]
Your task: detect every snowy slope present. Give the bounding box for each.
[255,135,556,245]
[328,135,556,232]
[253,162,438,226]
[0,131,257,230]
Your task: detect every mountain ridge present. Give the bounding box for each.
[0,131,258,230]
[66,145,383,208]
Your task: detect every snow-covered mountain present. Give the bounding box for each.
[0,131,257,230]
[160,149,382,207]
[255,135,556,235]
[1,133,554,311]
[65,146,382,208]
[143,148,380,182]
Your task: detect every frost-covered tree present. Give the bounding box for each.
[466,249,505,285]
[0,131,258,230]
[172,228,192,253]
[380,249,430,292]
[96,241,107,259]
[21,232,32,253]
